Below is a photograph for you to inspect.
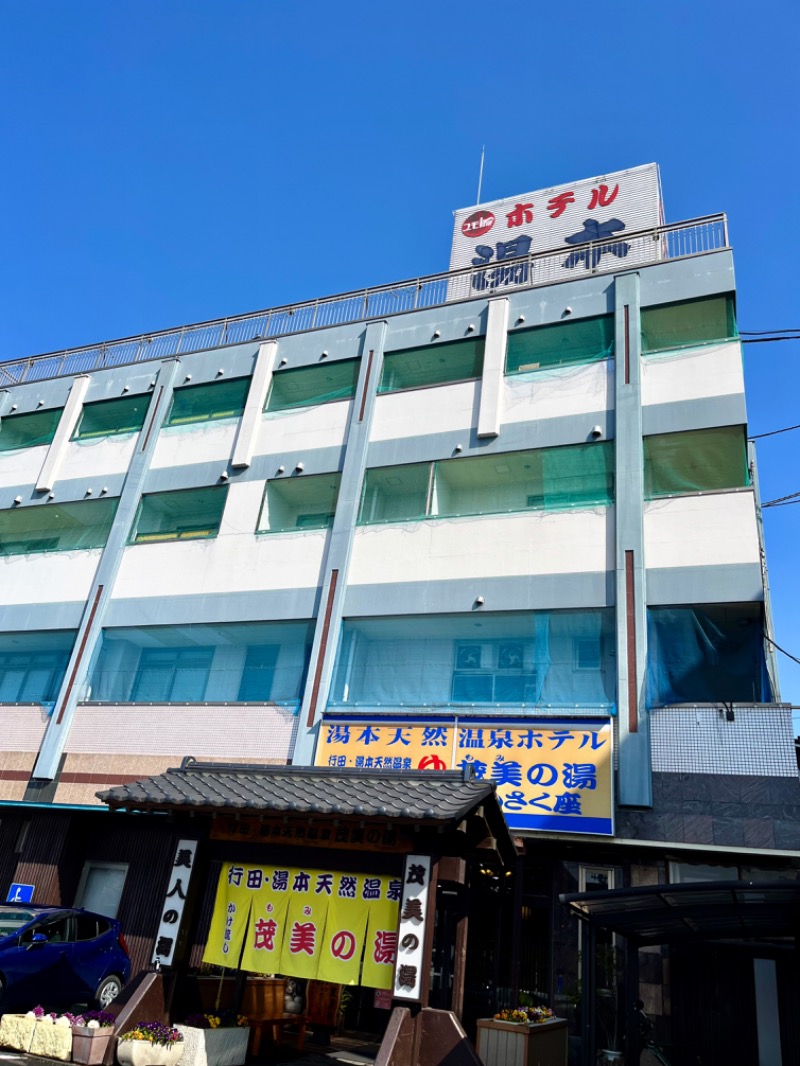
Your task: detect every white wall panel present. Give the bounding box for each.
[254,401,352,458]
[642,342,744,407]
[644,492,759,569]
[57,437,139,482]
[370,381,478,442]
[151,421,239,470]
[0,446,49,491]
[112,529,328,600]
[0,550,101,604]
[503,361,612,426]
[349,509,612,585]
[67,703,297,759]
[0,707,48,750]
[651,705,796,776]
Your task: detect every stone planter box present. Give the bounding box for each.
[117,1039,184,1066]
[476,1017,568,1066]
[29,1020,73,1061]
[175,1026,249,1066]
[0,1014,36,1053]
[72,1026,115,1065]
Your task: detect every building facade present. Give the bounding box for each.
[1,174,798,1061]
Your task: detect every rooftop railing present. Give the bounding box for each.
[0,214,728,387]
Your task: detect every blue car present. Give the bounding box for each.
[0,905,131,1010]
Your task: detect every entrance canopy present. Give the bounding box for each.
[560,880,800,946]
[97,758,517,863]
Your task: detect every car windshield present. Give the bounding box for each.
[0,909,38,938]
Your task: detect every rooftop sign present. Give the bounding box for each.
[449,162,663,294]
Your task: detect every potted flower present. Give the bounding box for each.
[72,1011,116,1065]
[176,1011,250,1066]
[117,1022,184,1066]
[28,1008,75,1061]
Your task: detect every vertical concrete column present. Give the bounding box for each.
[614,273,652,808]
[477,297,508,439]
[35,375,91,492]
[0,390,14,419]
[30,359,182,785]
[231,341,277,469]
[292,321,387,765]
[748,441,781,700]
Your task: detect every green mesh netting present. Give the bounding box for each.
[644,426,749,497]
[132,486,228,543]
[166,377,251,427]
[506,314,614,374]
[0,497,118,555]
[74,395,149,439]
[359,463,431,523]
[260,473,341,532]
[379,337,485,393]
[358,442,613,524]
[641,295,737,354]
[0,408,63,452]
[267,359,360,412]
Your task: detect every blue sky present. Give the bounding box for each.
[2,1,799,719]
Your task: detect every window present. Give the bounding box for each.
[259,473,341,533]
[266,359,359,413]
[379,337,485,393]
[358,463,431,524]
[0,498,118,556]
[641,295,736,354]
[131,646,213,701]
[0,633,74,706]
[74,915,111,940]
[21,915,71,944]
[88,622,313,703]
[165,378,251,427]
[451,641,539,703]
[73,395,149,440]
[130,486,227,544]
[357,442,613,525]
[0,408,62,452]
[643,426,749,497]
[75,861,128,919]
[506,314,614,374]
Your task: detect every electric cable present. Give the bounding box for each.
[749,424,800,440]
[765,636,800,669]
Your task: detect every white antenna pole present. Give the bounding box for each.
[476,145,485,204]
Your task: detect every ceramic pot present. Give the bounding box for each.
[72,1026,115,1066]
[174,1026,249,1066]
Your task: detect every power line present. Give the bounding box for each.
[765,636,800,669]
[740,329,800,335]
[762,491,800,509]
[741,336,800,344]
[749,423,800,440]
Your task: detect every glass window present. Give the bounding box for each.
[166,378,251,427]
[75,861,128,919]
[379,337,485,393]
[331,610,615,709]
[73,396,149,439]
[266,360,359,412]
[646,604,771,706]
[88,622,313,704]
[643,426,749,497]
[0,498,118,556]
[0,632,76,704]
[641,295,736,353]
[132,646,213,701]
[506,315,614,374]
[259,473,341,533]
[358,463,431,524]
[0,408,62,452]
[130,487,227,544]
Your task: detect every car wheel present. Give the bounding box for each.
[95,974,123,1008]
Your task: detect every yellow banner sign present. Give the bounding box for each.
[203,864,401,989]
[315,718,613,836]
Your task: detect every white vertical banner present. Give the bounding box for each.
[151,839,198,966]
[393,854,431,1002]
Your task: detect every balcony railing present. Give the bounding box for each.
[0,213,728,388]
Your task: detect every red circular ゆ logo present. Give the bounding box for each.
[417,755,447,771]
[461,210,495,238]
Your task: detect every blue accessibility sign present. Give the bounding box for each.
[6,884,34,903]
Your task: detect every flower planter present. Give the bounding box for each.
[476,1017,569,1066]
[29,1019,73,1060]
[117,1040,184,1066]
[0,1013,36,1053]
[72,1026,115,1066]
[175,1026,249,1066]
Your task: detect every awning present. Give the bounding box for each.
[97,758,517,862]
[560,880,800,945]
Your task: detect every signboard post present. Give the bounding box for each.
[6,883,34,904]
